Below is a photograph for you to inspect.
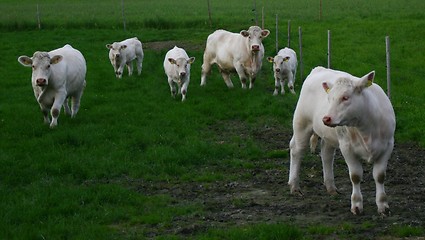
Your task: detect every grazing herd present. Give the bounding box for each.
[17,25,395,216]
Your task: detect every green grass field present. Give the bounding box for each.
[1,0,425,239]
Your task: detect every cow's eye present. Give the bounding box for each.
[342,96,349,101]
[32,65,35,69]
[47,65,50,69]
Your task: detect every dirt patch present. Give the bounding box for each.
[135,121,425,238]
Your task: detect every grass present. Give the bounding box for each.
[1,0,425,239]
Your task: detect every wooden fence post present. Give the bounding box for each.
[207,0,212,27]
[327,30,331,68]
[275,14,279,53]
[287,20,291,48]
[121,0,126,31]
[299,26,303,82]
[386,36,391,99]
[37,4,41,30]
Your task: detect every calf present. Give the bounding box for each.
[163,46,195,101]
[106,37,144,79]
[18,44,87,128]
[267,47,297,95]
[201,26,270,89]
[288,66,395,215]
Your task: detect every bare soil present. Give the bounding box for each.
[134,120,425,239]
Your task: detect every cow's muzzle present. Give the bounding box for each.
[36,78,47,86]
[251,45,260,51]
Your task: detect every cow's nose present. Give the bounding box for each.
[252,45,260,51]
[115,54,120,58]
[322,116,332,126]
[180,72,186,77]
[275,68,281,73]
[36,78,46,86]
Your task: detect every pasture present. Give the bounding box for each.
[1,0,425,239]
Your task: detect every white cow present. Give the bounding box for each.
[163,46,195,102]
[201,26,270,89]
[18,44,87,128]
[267,47,297,95]
[106,37,144,79]
[288,66,395,216]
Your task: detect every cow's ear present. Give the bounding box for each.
[187,57,195,64]
[50,55,63,65]
[120,45,127,50]
[261,29,270,37]
[18,56,33,67]
[359,71,375,88]
[267,57,274,63]
[322,81,332,93]
[168,58,176,64]
[106,44,112,49]
[240,30,250,37]
[284,56,290,62]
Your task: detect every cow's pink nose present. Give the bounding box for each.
[36,78,46,85]
[252,45,260,51]
[322,116,332,126]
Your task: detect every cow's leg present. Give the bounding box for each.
[63,98,72,116]
[49,94,66,128]
[249,74,256,89]
[127,61,133,76]
[220,70,234,88]
[234,64,248,89]
[288,72,296,94]
[273,76,279,96]
[200,58,212,86]
[279,79,286,95]
[117,63,125,79]
[136,56,143,75]
[70,90,84,118]
[168,78,176,98]
[320,139,338,194]
[40,105,50,125]
[342,150,364,215]
[373,152,391,215]
[288,123,312,195]
[181,79,189,102]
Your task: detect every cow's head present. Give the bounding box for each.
[267,55,290,73]
[240,26,270,52]
[168,57,195,81]
[322,71,375,127]
[18,51,63,87]
[106,42,127,76]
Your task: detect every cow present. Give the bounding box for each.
[17,44,87,128]
[288,66,395,216]
[106,37,144,79]
[163,46,195,102]
[267,47,298,96]
[200,26,270,89]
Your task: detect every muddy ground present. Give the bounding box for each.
[134,41,425,238]
[134,120,425,239]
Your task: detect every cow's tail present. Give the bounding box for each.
[309,133,319,153]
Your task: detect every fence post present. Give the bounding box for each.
[37,4,41,30]
[386,36,391,99]
[121,0,126,31]
[287,20,291,48]
[299,26,303,82]
[275,14,279,53]
[327,30,331,68]
[207,0,212,27]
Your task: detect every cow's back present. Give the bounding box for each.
[204,30,245,67]
[49,44,86,94]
